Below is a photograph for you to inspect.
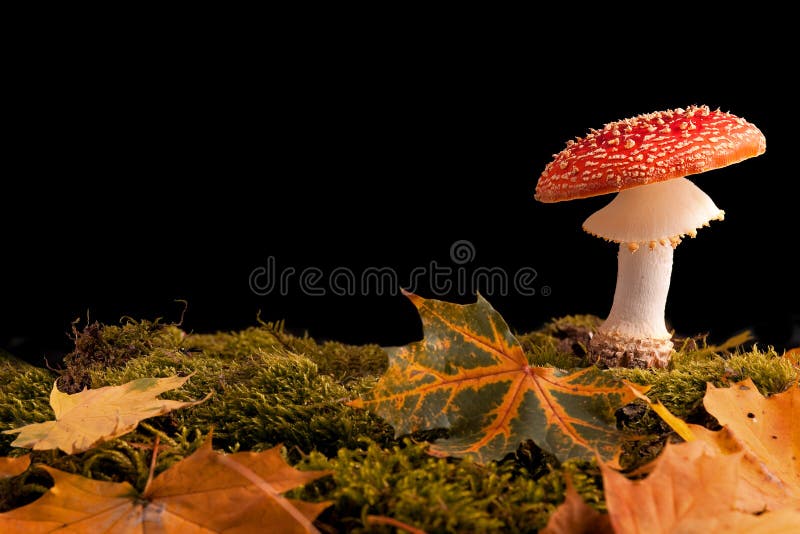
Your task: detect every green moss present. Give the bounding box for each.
[292,439,603,533]
[540,315,603,336]
[0,356,55,455]
[517,314,602,369]
[87,348,394,458]
[278,336,388,382]
[517,333,583,369]
[182,323,285,360]
[2,314,797,530]
[179,321,388,381]
[0,349,34,372]
[614,346,797,418]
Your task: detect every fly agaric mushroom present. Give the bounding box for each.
[535,105,765,368]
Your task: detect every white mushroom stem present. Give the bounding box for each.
[583,178,725,368]
[589,244,676,368]
[600,245,673,341]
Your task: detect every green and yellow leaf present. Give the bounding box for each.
[350,292,637,463]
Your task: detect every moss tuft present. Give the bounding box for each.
[292,439,603,533]
[88,348,394,458]
[0,355,55,456]
[517,315,602,369]
[614,345,797,418]
[59,319,185,393]
[279,336,388,383]
[184,322,388,381]
[540,315,603,337]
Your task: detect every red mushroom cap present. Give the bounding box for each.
[535,106,766,203]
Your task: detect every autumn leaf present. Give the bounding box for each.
[3,375,210,454]
[541,475,613,534]
[601,440,800,534]
[701,379,800,511]
[630,379,799,513]
[0,438,331,533]
[0,455,30,478]
[349,292,638,463]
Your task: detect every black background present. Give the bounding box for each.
[3,28,798,364]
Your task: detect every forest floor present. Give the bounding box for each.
[1,313,797,532]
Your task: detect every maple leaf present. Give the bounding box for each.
[541,475,613,534]
[0,455,29,478]
[0,438,331,533]
[700,379,800,512]
[630,379,800,513]
[601,440,800,534]
[349,292,638,463]
[3,375,210,454]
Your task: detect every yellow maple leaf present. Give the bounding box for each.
[2,375,210,454]
[0,438,331,533]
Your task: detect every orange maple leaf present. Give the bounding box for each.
[0,455,30,478]
[541,475,613,534]
[3,375,210,454]
[601,440,800,533]
[699,379,800,512]
[0,438,331,533]
[630,379,800,514]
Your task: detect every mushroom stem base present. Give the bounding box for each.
[588,331,673,369]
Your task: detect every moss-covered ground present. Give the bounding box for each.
[1,316,796,532]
